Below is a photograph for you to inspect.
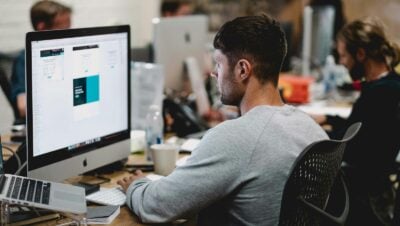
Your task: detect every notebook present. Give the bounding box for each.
[0,146,87,214]
[86,205,120,224]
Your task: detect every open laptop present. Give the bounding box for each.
[0,146,87,214]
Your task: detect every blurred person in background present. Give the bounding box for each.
[11,0,72,121]
[312,17,400,225]
[161,0,193,17]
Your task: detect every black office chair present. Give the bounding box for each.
[279,122,362,226]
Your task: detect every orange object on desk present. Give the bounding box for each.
[279,74,314,104]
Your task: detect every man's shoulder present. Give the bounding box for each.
[209,105,311,135]
[13,50,25,67]
[387,71,400,86]
[201,114,261,144]
[367,72,400,94]
[206,117,242,136]
[16,50,25,60]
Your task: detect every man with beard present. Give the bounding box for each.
[117,14,327,225]
[312,17,400,225]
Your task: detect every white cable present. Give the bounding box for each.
[15,161,27,176]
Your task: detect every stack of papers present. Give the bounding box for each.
[166,136,201,153]
[180,138,200,152]
[176,155,189,167]
[86,205,120,225]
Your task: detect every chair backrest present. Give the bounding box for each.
[279,122,361,226]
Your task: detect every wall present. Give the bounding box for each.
[0,0,160,133]
[0,0,160,53]
[344,0,400,41]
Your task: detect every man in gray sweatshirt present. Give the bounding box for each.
[118,14,328,225]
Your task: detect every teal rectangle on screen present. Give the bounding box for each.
[86,75,99,103]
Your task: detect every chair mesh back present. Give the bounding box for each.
[279,140,346,226]
[279,123,361,226]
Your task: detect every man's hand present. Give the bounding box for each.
[310,114,327,125]
[117,170,145,192]
[17,93,26,118]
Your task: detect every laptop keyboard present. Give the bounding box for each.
[0,175,7,194]
[6,176,51,205]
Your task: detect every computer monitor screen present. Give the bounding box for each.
[26,25,130,182]
[153,15,208,92]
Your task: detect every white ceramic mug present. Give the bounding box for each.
[151,144,179,176]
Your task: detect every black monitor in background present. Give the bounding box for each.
[26,25,131,182]
[130,45,153,63]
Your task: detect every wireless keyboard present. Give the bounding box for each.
[86,187,126,206]
[85,174,164,206]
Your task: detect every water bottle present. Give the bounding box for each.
[322,55,338,100]
[145,105,164,162]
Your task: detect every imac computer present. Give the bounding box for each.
[26,25,130,182]
[153,15,208,93]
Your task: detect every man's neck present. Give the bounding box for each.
[239,78,284,115]
[365,60,390,82]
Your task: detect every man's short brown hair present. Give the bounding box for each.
[213,14,287,86]
[30,0,72,30]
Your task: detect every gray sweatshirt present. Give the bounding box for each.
[126,105,328,225]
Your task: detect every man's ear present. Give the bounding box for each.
[356,48,366,62]
[236,59,251,81]
[36,22,47,31]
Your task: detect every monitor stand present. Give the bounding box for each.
[184,57,210,117]
[82,159,127,176]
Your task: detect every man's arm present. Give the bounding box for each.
[17,93,26,118]
[11,51,26,118]
[123,125,250,223]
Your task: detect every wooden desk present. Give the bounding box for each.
[296,100,352,119]
[1,133,194,225]
[41,153,193,226]
[1,134,22,161]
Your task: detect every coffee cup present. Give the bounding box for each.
[150,144,179,176]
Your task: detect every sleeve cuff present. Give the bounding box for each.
[126,177,151,210]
